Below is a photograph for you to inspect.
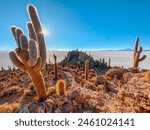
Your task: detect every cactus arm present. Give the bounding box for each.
[27,22,37,41]
[33,57,42,72]
[28,5,42,34]
[27,39,38,67]
[138,46,142,53]
[28,5,46,69]
[133,37,139,59]
[20,34,28,50]
[15,48,29,64]
[11,26,17,41]
[37,33,46,68]
[15,28,24,48]
[139,55,146,62]
[9,51,26,71]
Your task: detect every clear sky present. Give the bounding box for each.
[0,0,150,50]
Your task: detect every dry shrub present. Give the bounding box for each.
[0,102,19,113]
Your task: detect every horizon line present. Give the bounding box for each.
[0,48,150,51]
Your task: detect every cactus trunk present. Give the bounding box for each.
[132,37,146,68]
[29,71,46,100]
[54,62,58,79]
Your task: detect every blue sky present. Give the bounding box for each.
[0,0,150,50]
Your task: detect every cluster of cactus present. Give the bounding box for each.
[84,60,89,80]
[132,37,146,68]
[0,67,5,73]
[56,79,67,96]
[53,54,58,79]
[9,5,47,101]
[100,58,111,68]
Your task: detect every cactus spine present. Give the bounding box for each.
[84,60,89,80]
[53,54,58,79]
[9,5,47,101]
[56,79,67,96]
[132,37,146,68]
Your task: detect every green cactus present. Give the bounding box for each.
[132,37,146,68]
[9,5,47,101]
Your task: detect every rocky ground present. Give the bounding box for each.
[0,50,150,113]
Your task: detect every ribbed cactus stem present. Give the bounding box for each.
[132,37,146,68]
[53,54,58,79]
[56,79,67,96]
[85,60,89,80]
[54,62,58,79]
[133,37,139,59]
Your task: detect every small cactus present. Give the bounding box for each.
[77,61,80,70]
[145,70,150,82]
[84,60,89,80]
[56,79,67,96]
[102,58,105,65]
[48,58,51,64]
[53,54,58,79]
[99,59,101,64]
[132,37,146,68]
[9,5,47,101]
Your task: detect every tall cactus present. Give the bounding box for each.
[108,58,111,68]
[84,60,89,80]
[53,54,58,79]
[9,5,47,101]
[132,37,146,68]
[77,61,80,70]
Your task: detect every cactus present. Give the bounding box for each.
[102,58,105,65]
[1,67,5,73]
[48,58,51,64]
[84,60,89,80]
[132,37,146,68]
[77,61,80,70]
[108,58,111,68]
[9,5,47,101]
[99,59,101,64]
[53,54,58,79]
[56,79,67,96]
